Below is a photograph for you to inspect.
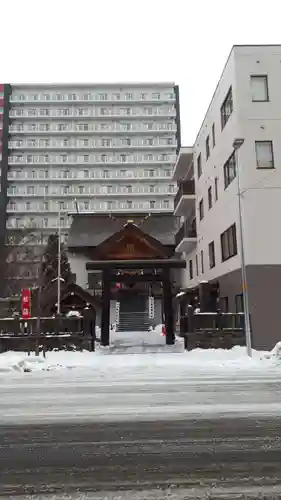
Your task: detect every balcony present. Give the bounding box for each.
[174,180,195,216]
[175,220,197,253]
[172,146,193,181]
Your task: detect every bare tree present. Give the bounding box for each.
[2,229,44,299]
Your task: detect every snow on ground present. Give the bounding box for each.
[0,337,281,375]
[1,332,281,423]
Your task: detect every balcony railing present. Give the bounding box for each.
[174,180,195,210]
[175,220,197,247]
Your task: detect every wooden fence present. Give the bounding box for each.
[180,308,246,350]
[0,316,96,353]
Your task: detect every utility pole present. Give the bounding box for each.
[57,207,61,315]
[233,138,252,358]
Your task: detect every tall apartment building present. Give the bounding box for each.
[173,45,281,350]
[0,83,180,293]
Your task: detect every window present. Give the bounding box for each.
[208,186,212,209]
[208,241,215,269]
[127,200,132,208]
[197,154,202,178]
[25,202,31,211]
[221,223,237,261]
[84,155,89,162]
[235,294,244,313]
[107,201,113,210]
[221,86,233,129]
[84,201,89,210]
[27,186,34,195]
[195,255,199,276]
[78,186,84,194]
[206,135,210,160]
[214,176,219,201]
[163,200,169,209]
[44,201,49,211]
[199,198,204,220]
[84,169,89,178]
[224,151,236,188]
[250,75,269,102]
[189,259,193,280]
[200,250,204,274]
[150,200,155,209]
[220,297,229,313]
[255,140,274,169]
[212,123,215,147]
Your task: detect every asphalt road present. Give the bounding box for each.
[1,417,281,498]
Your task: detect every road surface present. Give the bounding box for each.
[1,368,281,497]
[1,418,281,498]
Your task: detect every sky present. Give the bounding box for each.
[2,0,281,145]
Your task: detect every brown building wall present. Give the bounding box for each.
[218,265,281,350]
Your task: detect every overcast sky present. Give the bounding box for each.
[2,0,280,145]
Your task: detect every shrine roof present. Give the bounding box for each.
[67,213,178,248]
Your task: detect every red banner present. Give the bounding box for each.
[21,289,31,319]
[0,84,4,92]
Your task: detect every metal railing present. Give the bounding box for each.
[174,180,195,209]
[175,221,197,247]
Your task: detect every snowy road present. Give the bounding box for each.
[1,418,281,497]
[1,342,281,497]
[1,369,281,423]
[1,346,281,423]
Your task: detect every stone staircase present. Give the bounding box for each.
[117,311,150,332]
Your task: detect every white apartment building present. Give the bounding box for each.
[0,83,180,293]
[173,45,281,349]
[5,83,179,246]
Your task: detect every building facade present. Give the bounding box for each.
[174,45,281,349]
[0,83,180,293]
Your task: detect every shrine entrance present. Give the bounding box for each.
[85,221,185,346]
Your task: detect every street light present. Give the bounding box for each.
[57,206,62,315]
[232,138,252,357]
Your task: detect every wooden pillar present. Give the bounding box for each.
[101,269,110,346]
[163,268,175,345]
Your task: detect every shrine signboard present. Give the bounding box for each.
[21,289,31,319]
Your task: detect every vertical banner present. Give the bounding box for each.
[21,289,31,319]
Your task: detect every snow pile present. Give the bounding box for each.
[0,341,280,375]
